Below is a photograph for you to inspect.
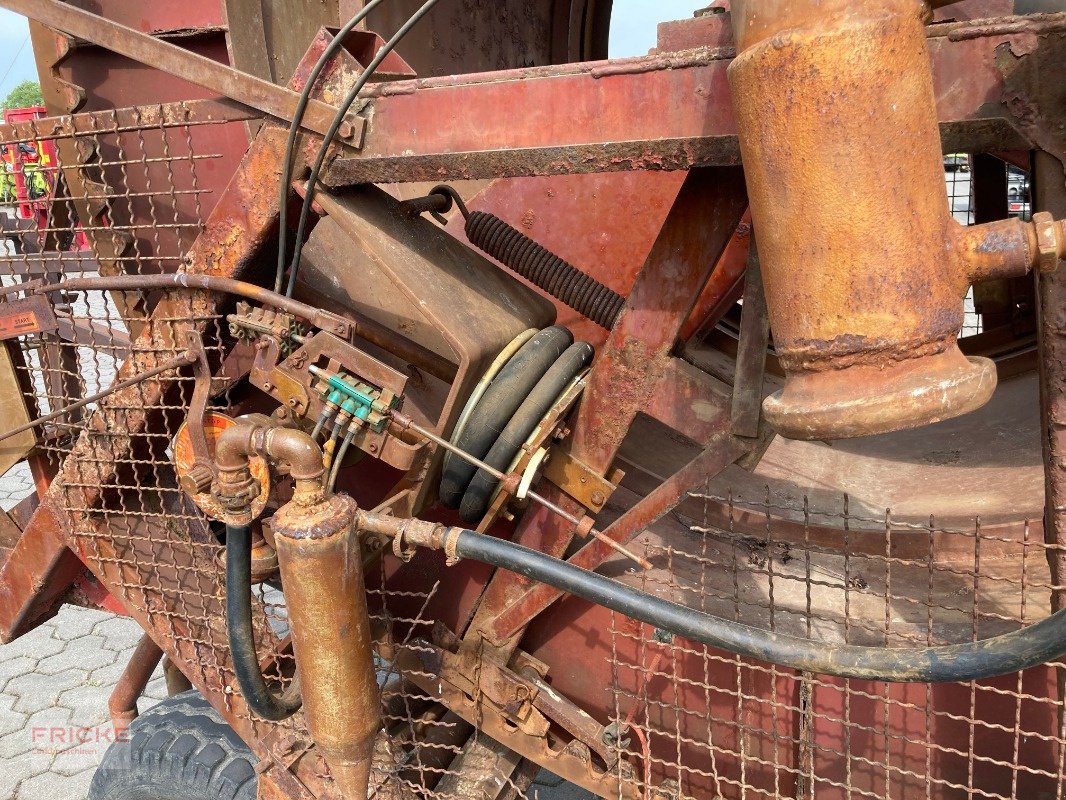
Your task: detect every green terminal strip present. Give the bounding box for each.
[310,366,398,434]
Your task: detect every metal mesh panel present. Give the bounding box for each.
[0,107,546,796]
[2,109,1060,800]
[605,488,1064,800]
[0,107,283,734]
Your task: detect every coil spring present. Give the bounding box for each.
[465,211,625,330]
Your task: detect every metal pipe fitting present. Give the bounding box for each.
[215,419,326,523]
[273,493,379,800]
[728,0,1064,440]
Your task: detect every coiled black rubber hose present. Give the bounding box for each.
[225,523,301,720]
[440,326,573,508]
[452,528,1066,683]
[465,211,625,330]
[459,342,594,523]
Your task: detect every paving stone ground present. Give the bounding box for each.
[0,605,587,800]
[0,605,167,800]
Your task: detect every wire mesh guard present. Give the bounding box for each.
[0,108,1060,800]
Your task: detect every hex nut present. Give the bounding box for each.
[1033,212,1061,274]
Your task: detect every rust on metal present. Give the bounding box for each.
[108,633,164,735]
[0,295,57,340]
[323,27,1032,186]
[0,0,359,141]
[728,0,1065,440]
[273,492,378,800]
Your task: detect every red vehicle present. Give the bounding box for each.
[1,105,89,250]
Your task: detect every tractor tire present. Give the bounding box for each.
[88,690,257,800]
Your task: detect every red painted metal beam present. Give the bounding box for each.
[462,169,750,651]
[324,27,1029,186]
[0,498,84,641]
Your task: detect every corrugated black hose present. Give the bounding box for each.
[452,528,1066,683]
[226,522,302,720]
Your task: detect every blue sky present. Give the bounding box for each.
[0,9,36,100]
[0,3,705,100]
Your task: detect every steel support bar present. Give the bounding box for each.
[490,432,752,641]
[463,169,748,651]
[324,32,1029,186]
[1037,150,1066,611]
[0,0,353,140]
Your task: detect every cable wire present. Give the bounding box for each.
[274,0,389,294]
[285,0,442,298]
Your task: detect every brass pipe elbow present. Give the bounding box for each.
[215,419,326,521]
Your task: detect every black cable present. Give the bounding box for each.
[225,523,302,720]
[451,528,1066,683]
[285,0,442,298]
[274,0,389,294]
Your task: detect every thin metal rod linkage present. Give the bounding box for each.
[0,352,196,445]
[388,410,652,570]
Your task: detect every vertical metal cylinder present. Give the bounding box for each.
[272,492,379,800]
[727,0,1010,439]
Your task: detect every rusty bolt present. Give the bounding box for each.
[288,398,299,408]
[275,407,290,420]
[590,490,606,507]
[338,120,356,140]
[275,733,299,757]
[368,443,378,453]
[1033,212,1062,274]
[263,382,274,392]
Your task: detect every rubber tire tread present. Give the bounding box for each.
[440,326,573,507]
[88,690,257,800]
[459,341,594,523]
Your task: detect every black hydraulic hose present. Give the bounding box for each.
[274,0,389,294]
[440,326,573,508]
[452,528,1066,683]
[286,0,442,298]
[225,523,302,720]
[459,341,593,523]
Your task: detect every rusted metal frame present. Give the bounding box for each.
[489,432,752,642]
[108,632,164,734]
[9,38,364,789]
[1037,150,1066,613]
[55,314,133,353]
[0,0,359,141]
[0,497,84,641]
[322,34,1027,186]
[0,98,257,148]
[464,169,748,653]
[730,236,769,438]
[6,126,300,757]
[938,10,1066,41]
[395,641,642,799]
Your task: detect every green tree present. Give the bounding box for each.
[1,81,44,111]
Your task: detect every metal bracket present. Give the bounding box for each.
[542,444,624,514]
[184,329,213,472]
[0,295,59,341]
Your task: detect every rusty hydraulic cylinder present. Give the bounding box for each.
[728,0,1066,439]
[272,487,379,800]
